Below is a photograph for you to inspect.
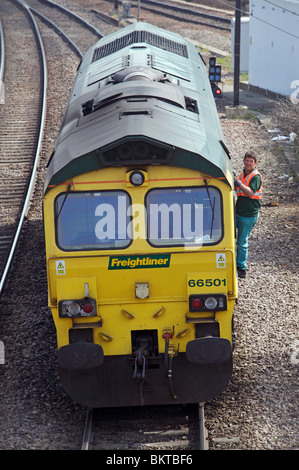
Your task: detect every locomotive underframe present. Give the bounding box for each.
[58,336,232,408]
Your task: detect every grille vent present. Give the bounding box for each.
[98,140,174,166]
[92,31,188,62]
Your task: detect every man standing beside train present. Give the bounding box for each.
[234,151,262,278]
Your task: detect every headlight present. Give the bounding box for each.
[129,170,145,186]
[68,302,81,316]
[204,297,218,310]
[59,298,97,318]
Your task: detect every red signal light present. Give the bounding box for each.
[211,82,222,98]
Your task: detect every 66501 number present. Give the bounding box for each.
[188,278,226,287]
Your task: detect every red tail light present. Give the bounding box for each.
[191,298,202,309]
[83,302,94,314]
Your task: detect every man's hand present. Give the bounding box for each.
[235,179,255,197]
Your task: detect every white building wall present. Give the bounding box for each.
[231,17,250,73]
[249,0,299,97]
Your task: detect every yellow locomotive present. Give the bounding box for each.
[43,23,237,407]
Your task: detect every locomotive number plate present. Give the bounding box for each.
[187,273,227,292]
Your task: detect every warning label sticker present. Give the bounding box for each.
[216,253,226,268]
[56,260,66,275]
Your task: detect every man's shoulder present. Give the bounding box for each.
[249,173,261,190]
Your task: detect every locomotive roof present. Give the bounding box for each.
[44,22,233,194]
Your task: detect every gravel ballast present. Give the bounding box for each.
[0,0,298,450]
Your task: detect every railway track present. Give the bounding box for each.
[82,404,208,450]
[34,0,233,33]
[25,0,104,52]
[0,0,219,451]
[0,0,47,295]
[25,2,216,451]
[0,0,297,454]
[0,0,109,295]
[128,0,232,31]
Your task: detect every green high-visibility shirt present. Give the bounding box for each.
[236,174,261,217]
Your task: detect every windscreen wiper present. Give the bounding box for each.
[55,184,72,221]
[204,179,215,239]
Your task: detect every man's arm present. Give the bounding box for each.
[234,179,254,197]
[235,175,261,198]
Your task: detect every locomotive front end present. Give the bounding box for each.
[43,164,236,408]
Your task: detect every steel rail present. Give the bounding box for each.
[198,402,209,450]
[81,408,94,450]
[132,3,231,31]
[38,0,104,38]
[30,7,83,59]
[0,0,47,296]
[103,0,231,30]
[141,0,231,24]
[0,19,5,84]
[91,9,120,27]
